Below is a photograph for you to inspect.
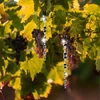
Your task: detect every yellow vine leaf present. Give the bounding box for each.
[0,3,9,22]
[14,90,23,100]
[86,23,90,29]
[46,17,52,40]
[32,90,39,100]
[0,4,5,14]
[9,77,21,90]
[21,20,37,41]
[18,0,34,21]
[57,61,71,76]
[73,0,80,10]
[4,21,12,35]
[20,53,44,81]
[47,61,71,86]
[40,83,52,98]
[84,4,100,13]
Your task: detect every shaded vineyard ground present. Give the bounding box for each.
[0,69,99,100]
[41,83,100,100]
[0,85,15,100]
[41,68,100,100]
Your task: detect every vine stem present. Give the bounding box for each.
[0,90,5,100]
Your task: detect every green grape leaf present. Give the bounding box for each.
[76,42,83,54]
[0,25,5,37]
[95,58,100,71]
[6,7,24,30]
[20,60,35,81]
[0,74,12,82]
[47,66,63,85]
[31,73,52,99]
[53,5,66,11]
[97,47,100,58]
[34,0,39,11]
[53,10,66,31]
[92,0,100,6]
[6,61,19,74]
[94,39,100,58]
[83,38,91,53]
[47,61,71,85]
[25,15,39,25]
[46,0,51,13]
[0,39,9,70]
[0,0,4,3]
[39,83,52,98]
[70,19,86,37]
[0,56,4,70]
[20,53,44,80]
[46,38,55,68]
[0,39,9,56]
[21,72,33,96]
[52,0,70,9]
[88,43,98,59]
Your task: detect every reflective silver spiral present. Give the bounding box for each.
[41,11,47,61]
[61,37,68,89]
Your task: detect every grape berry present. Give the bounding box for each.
[12,34,27,64]
[32,29,44,58]
[62,28,79,70]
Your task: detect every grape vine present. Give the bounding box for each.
[0,0,100,100]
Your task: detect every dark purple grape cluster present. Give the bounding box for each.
[32,29,44,58]
[62,28,79,70]
[12,34,27,64]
